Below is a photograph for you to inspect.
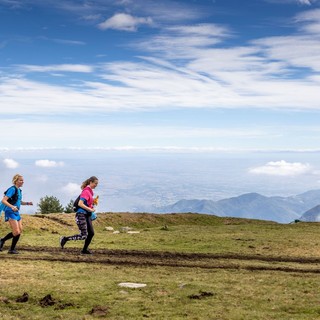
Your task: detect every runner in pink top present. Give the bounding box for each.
[59,176,99,254]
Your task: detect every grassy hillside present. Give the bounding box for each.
[17,212,320,257]
[0,212,320,319]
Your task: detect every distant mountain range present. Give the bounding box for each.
[300,205,320,222]
[139,190,320,223]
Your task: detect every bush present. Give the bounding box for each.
[38,196,64,214]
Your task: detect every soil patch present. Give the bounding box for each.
[90,305,109,317]
[39,294,56,307]
[4,246,320,274]
[188,291,215,299]
[16,292,29,303]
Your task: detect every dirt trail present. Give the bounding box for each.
[2,246,320,274]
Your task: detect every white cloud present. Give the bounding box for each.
[98,13,153,31]
[35,160,64,167]
[249,160,312,176]
[295,8,320,33]
[61,182,80,195]
[3,158,19,169]
[267,0,315,5]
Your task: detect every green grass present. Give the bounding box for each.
[1,213,320,319]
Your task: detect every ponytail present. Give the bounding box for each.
[81,176,98,190]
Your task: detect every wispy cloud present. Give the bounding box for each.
[249,160,312,176]
[16,64,93,73]
[297,0,316,5]
[2,5,319,115]
[0,0,24,9]
[82,14,102,21]
[265,0,317,5]
[52,38,86,46]
[98,13,153,31]
[294,8,320,33]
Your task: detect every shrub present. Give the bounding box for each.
[64,199,75,213]
[38,195,64,214]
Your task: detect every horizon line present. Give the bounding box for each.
[1,146,320,153]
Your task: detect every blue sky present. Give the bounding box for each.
[1,0,320,186]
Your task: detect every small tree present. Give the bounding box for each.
[38,195,64,214]
[64,199,75,213]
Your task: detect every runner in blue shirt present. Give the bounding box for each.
[0,174,33,254]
